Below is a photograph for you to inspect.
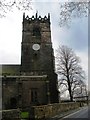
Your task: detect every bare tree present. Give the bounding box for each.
[56,45,86,101]
[73,80,88,100]
[0,0,32,17]
[59,1,89,27]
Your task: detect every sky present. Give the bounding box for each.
[0,0,88,85]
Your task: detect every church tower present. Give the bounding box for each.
[21,13,54,74]
[20,13,59,107]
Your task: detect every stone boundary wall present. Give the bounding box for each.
[0,102,86,120]
[30,102,82,119]
[1,109,21,120]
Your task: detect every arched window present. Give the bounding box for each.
[10,97,17,109]
[33,27,41,36]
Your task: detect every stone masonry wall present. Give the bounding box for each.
[30,102,82,119]
[1,102,85,120]
[2,109,21,120]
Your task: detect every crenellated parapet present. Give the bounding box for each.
[23,12,50,23]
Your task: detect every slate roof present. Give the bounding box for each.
[0,64,20,75]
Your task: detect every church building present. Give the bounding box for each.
[1,13,59,109]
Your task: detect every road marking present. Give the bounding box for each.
[52,115,60,118]
[63,106,88,118]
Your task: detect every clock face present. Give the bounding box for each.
[32,44,40,51]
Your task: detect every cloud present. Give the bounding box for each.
[0,10,22,64]
[54,18,88,51]
[33,0,59,3]
[76,50,88,73]
[0,49,21,64]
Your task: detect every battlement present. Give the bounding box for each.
[23,12,50,23]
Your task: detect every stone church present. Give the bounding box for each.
[1,13,59,110]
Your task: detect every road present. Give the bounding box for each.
[62,105,90,119]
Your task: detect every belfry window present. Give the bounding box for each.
[33,27,41,36]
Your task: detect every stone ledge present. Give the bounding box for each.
[1,109,21,120]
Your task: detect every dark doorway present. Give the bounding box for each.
[10,97,17,109]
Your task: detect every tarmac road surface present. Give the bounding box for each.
[62,105,90,119]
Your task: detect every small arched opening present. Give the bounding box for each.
[10,97,17,109]
[33,27,41,37]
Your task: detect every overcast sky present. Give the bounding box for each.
[0,0,88,84]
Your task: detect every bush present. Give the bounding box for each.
[21,112,29,119]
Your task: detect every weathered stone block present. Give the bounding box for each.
[2,109,21,120]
